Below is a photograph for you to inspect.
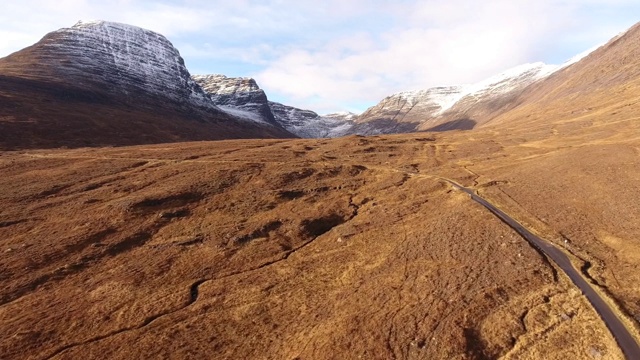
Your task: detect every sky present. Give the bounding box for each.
[1,1,639,114]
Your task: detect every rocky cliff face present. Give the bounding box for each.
[194,74,355,138]
[192,74,279,125]
[0,20,293,149]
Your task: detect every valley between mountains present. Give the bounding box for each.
[1,20,640,360]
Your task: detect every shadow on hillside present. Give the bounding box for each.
[348,119,420,135]
[425,119,477,132]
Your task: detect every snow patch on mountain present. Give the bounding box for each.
[463,62,556,96]
[216,106,269,124]
[193,73,355,137]
[44,20,215,109]
[269,102,354,138]
[192,74,280,125]
[442,63,557,112]
[390,86,468,116]
[322,111,359,121]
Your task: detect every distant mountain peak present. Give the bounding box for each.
[192,74,281,126]
[322,111,359,121]
[193,74,355,138]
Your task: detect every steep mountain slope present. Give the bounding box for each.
[192,74,280,126]
[418,63,557,131]
[350,86,466,134]
[487,22,640,132]
[193,73,355,137]
[351,63,557,135]
[0,21,292,149]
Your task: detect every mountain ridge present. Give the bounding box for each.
[194,50,599,137]
[353,62,569,134]
[1,19,637,148]
[193,73,356,138]
[0,20,293,149]
[484,21,640,130]
[192,74,281,127]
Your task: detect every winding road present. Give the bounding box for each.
[447,180,640,359]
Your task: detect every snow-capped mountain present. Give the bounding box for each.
[420,62,557,130]
[9,20,218,111]
[0,20,292,149]
[351,63,560,134]
[351,46,602,135]
[193,74,355,138]
[350,86,466,134]
[192,74,279,126]
[323,111,358,122]
[269,102,354,138]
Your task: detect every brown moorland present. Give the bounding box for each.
[1,118,639,359]
[0,75,292,150]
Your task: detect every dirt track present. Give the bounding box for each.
[448,180,640,359]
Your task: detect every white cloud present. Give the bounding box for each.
[0,0,638,113]
[256,1,550,111]
[254,0,640,112]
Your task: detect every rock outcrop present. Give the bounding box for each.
[193,73,355,138]
[192,74,279,126]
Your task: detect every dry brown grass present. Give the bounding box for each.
[0,132,632,359]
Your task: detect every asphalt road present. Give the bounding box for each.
[448,181,640,359]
